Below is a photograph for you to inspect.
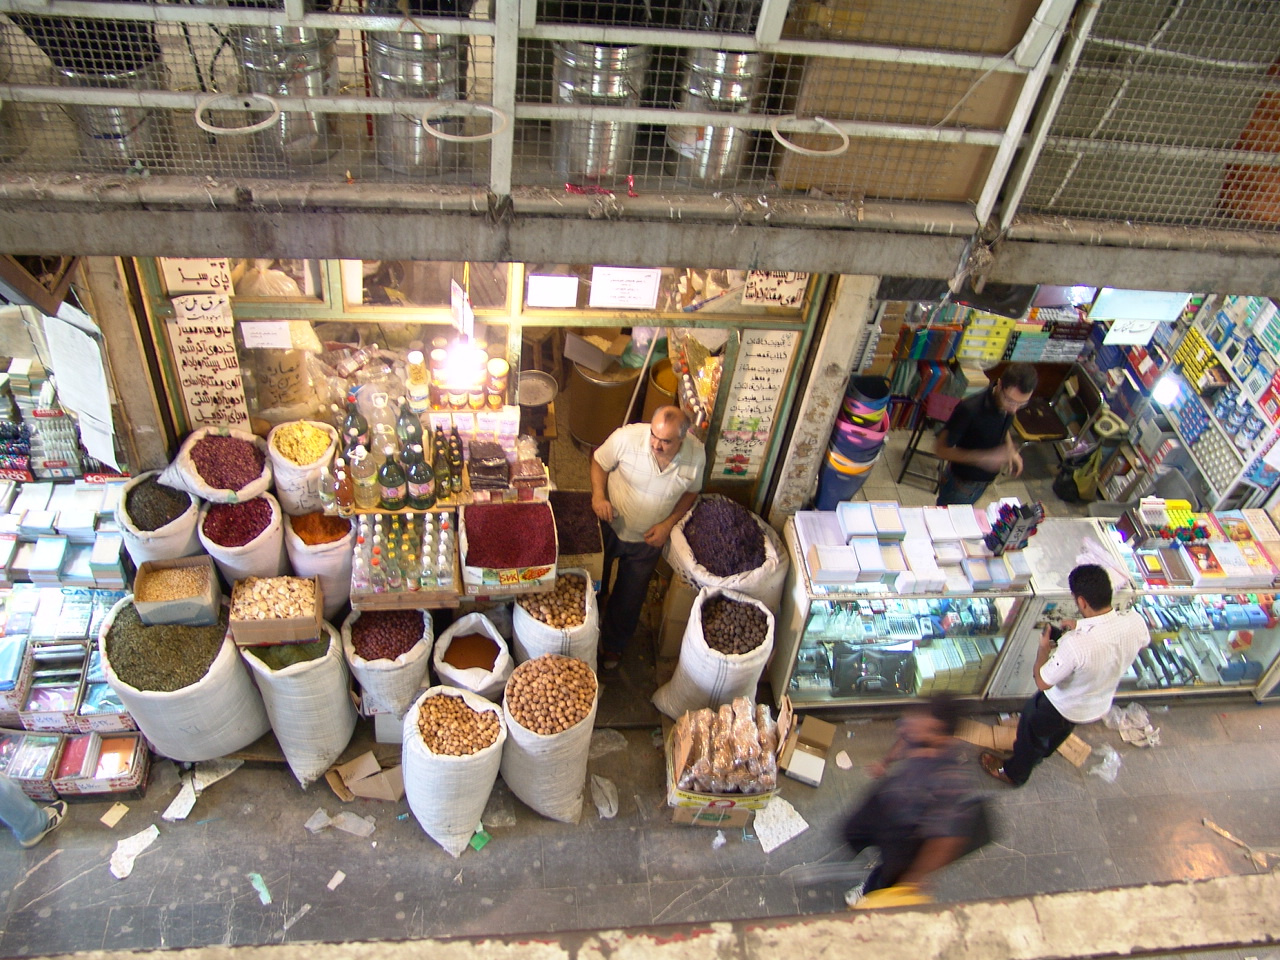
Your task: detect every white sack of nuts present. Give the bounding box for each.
[500,654,598,823]
[652,586,775,721]
[511,570,600,674]
[403,685,507,858]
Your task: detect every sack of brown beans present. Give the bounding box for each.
[118,470,203,566]
[432,613,513,702]
[197,493,288,584]
[267,420,339,515]
[158,427,273,504]
[98,596,270,762]
[511,569,600,673]
[499,654,598,823]
[403,685,507,857]
[241,622,356,788]
[341,608,433,716]
[283,513,353,620]
[651,587,775,721]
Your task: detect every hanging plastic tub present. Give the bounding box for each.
[816,449,879,509]
[831,412,889,460]
[826,446,878,475]
[845,376,891,408]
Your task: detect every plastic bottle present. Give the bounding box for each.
[350,445,380,510]
[343,397,370,449]
[334,469,355,517]
[396,395,424,449]
[378,444,408,511]
[317,458,337,511]
[406,350,431,413]
[405,443,436,510]
[369,556,386,593]
[368,392,398,463]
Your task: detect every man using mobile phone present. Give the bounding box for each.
[981,564,1150,787]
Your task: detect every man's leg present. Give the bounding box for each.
[0,772,52,845]
[599,535,662,661]
[1001,691,1075,785]
[936,467,989,506]
[844,787,916,893]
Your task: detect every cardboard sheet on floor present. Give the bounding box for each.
[326,751,404,802]
[1056,733,1092,767]
[955,718,1017,753]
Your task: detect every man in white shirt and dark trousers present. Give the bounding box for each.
[981,564,1150,787]
[591,406,706,671]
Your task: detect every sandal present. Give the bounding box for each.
[980,751,1016,786]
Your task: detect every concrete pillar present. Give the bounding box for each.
[767,275,879,528]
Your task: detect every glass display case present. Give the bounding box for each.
[769,519,1031,707]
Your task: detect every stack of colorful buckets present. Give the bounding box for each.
[815,376,891,509]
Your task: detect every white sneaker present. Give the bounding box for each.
[843,882,866,907]
[20,801,67,849]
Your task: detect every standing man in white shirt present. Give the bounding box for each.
[591,406,706,670]
[981,564,1150,787]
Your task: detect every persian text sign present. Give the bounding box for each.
[713,330,798,479]
[166,295,249,429]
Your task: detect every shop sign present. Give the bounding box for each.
[588,267,662,310]
[160,258,233,296]
[743,271,809,309]
[712,329,798,480]
[166,295,250,429]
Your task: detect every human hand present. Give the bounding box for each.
[592,496,615,523]
[1008,450,1024,477]
[643,520,672,547]
[866,760,888,779]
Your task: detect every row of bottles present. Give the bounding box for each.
[351,512,456,593]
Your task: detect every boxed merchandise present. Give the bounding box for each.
[19,641,87,732]
[564,329,631,373]
[133,556,221,627]
[325,750,404,802]
[460,502,557,596]
[548,491,604,584]
[659,571,701,659]
[229,576,323,646]
[0,635,33,714]
[779,714,838,787]
[665,698,792,826]
[53,732,149,797]
[4,732,64,801]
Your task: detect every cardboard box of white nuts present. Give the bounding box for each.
[229,575,323,646]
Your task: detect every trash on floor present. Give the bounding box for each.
[326,870,346,890]
[590,774,618,818]
[110,824,159,879]
[193,759,244,792]
[588,728,628,759]
[248,872,272,904]
[1057,733,1093,767]
[1086,743,1121,782]
[281,903,311,934]
[754,797,809,853]
[711,830,726,850]
[1203,818,1272,871]
[835,750,853,770]
[100,802,129,828]
[162,776,198,821]
[331,811,376,838]
[1105,703,1161,747]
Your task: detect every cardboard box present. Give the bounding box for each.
[53,732,149,796]
[325,751,404,802]
[1057,733,1092,768]
[373,712,403,745]
[564,329,631,374]
[780,715,839,787]
[229,577,323,646]
[665,698,792,816]
[133,555,220,626]
[955,718,1017,753]
[671,806,753,828]
[0,636,33,714]
[558,552,604,585]
[658,574,700,659]
[460,504,557,596]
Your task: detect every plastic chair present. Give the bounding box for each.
[896,392,961,492]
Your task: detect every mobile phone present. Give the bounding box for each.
[1047,624,1064,642]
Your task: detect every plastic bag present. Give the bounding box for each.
[1087,743,1122,782]
[197,493,288,584]
[652,588,774,720]
[432,613,514,702]
[236,260,303,298]
[117,470,202,566]
[402,686,507,858]
[283,513,354,621]
[341,608,432,717]
[500,673,598,823]
[99,597,270,762]
[671,698,776,794]
[665,496,789,609]
[158,428,273,504]
[511,570,600,673]
[267,420,339,515]
[589,775,618,819]
[241,623,355,788]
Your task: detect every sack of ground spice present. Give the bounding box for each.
[159,428,273,504]
[651,586,775,721]
[98,596,270,762]
[118,471,202,566]
[198,493,287,584]
[283,513,353,621]
[241,623,356,788]
[432,612,513,701]
[511,569,600,674]
[460,502,558,592]
[403,685,507,858]
[267,420,339,515]
[341,608,433,716]
[666,494,789,609]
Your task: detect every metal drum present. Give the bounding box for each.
[667,50,764,185]
[552,41,649,183]
[367,32,462,175]
[235,26,339,166]
[57,59,172,172]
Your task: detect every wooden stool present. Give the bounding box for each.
[521,328,564,387]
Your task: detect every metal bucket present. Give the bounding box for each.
[235,26,339,166]
[57,59,172,171]
[552,41,649,183]
[667,50,763,185]
[367,33,462,175]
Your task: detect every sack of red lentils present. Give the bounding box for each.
[267,420,339,515]
[118,470,203,566]
[283,513,353,620]
[341,608,433,717]
[159,428,273,504]
[198,493,288,584]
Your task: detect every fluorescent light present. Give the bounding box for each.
[1151,376,1181,406]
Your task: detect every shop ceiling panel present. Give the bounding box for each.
[1016,0,1280,233]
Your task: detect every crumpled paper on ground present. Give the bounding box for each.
[110,825,159,879]
[754,797,809,853]
[304,808,376,837]
[588,729,628,760]
[1104,702,1160,747]
[590,775,618,819]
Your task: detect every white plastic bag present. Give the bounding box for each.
[197,493,288,584]
[433,613,514,702]
[99,596,270,762]
[267,420,339,515]
[117,470,202,566]
[666,495,789,609]
[283,513,354,620]
[500,667,598,823]
[402,686,507,857]
[651,587,774,720]
[159,427,273,504]
[511,570,600,674]
[341,608,432,716]
[240,623,355,788]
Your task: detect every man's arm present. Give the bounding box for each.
[643,490,697,548]
[1033,624,1058,691]
[1005,431,1024,478]
[589,457,615,523]
[935,429,1012,473]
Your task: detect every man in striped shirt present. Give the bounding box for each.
[982,564,1150,787]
